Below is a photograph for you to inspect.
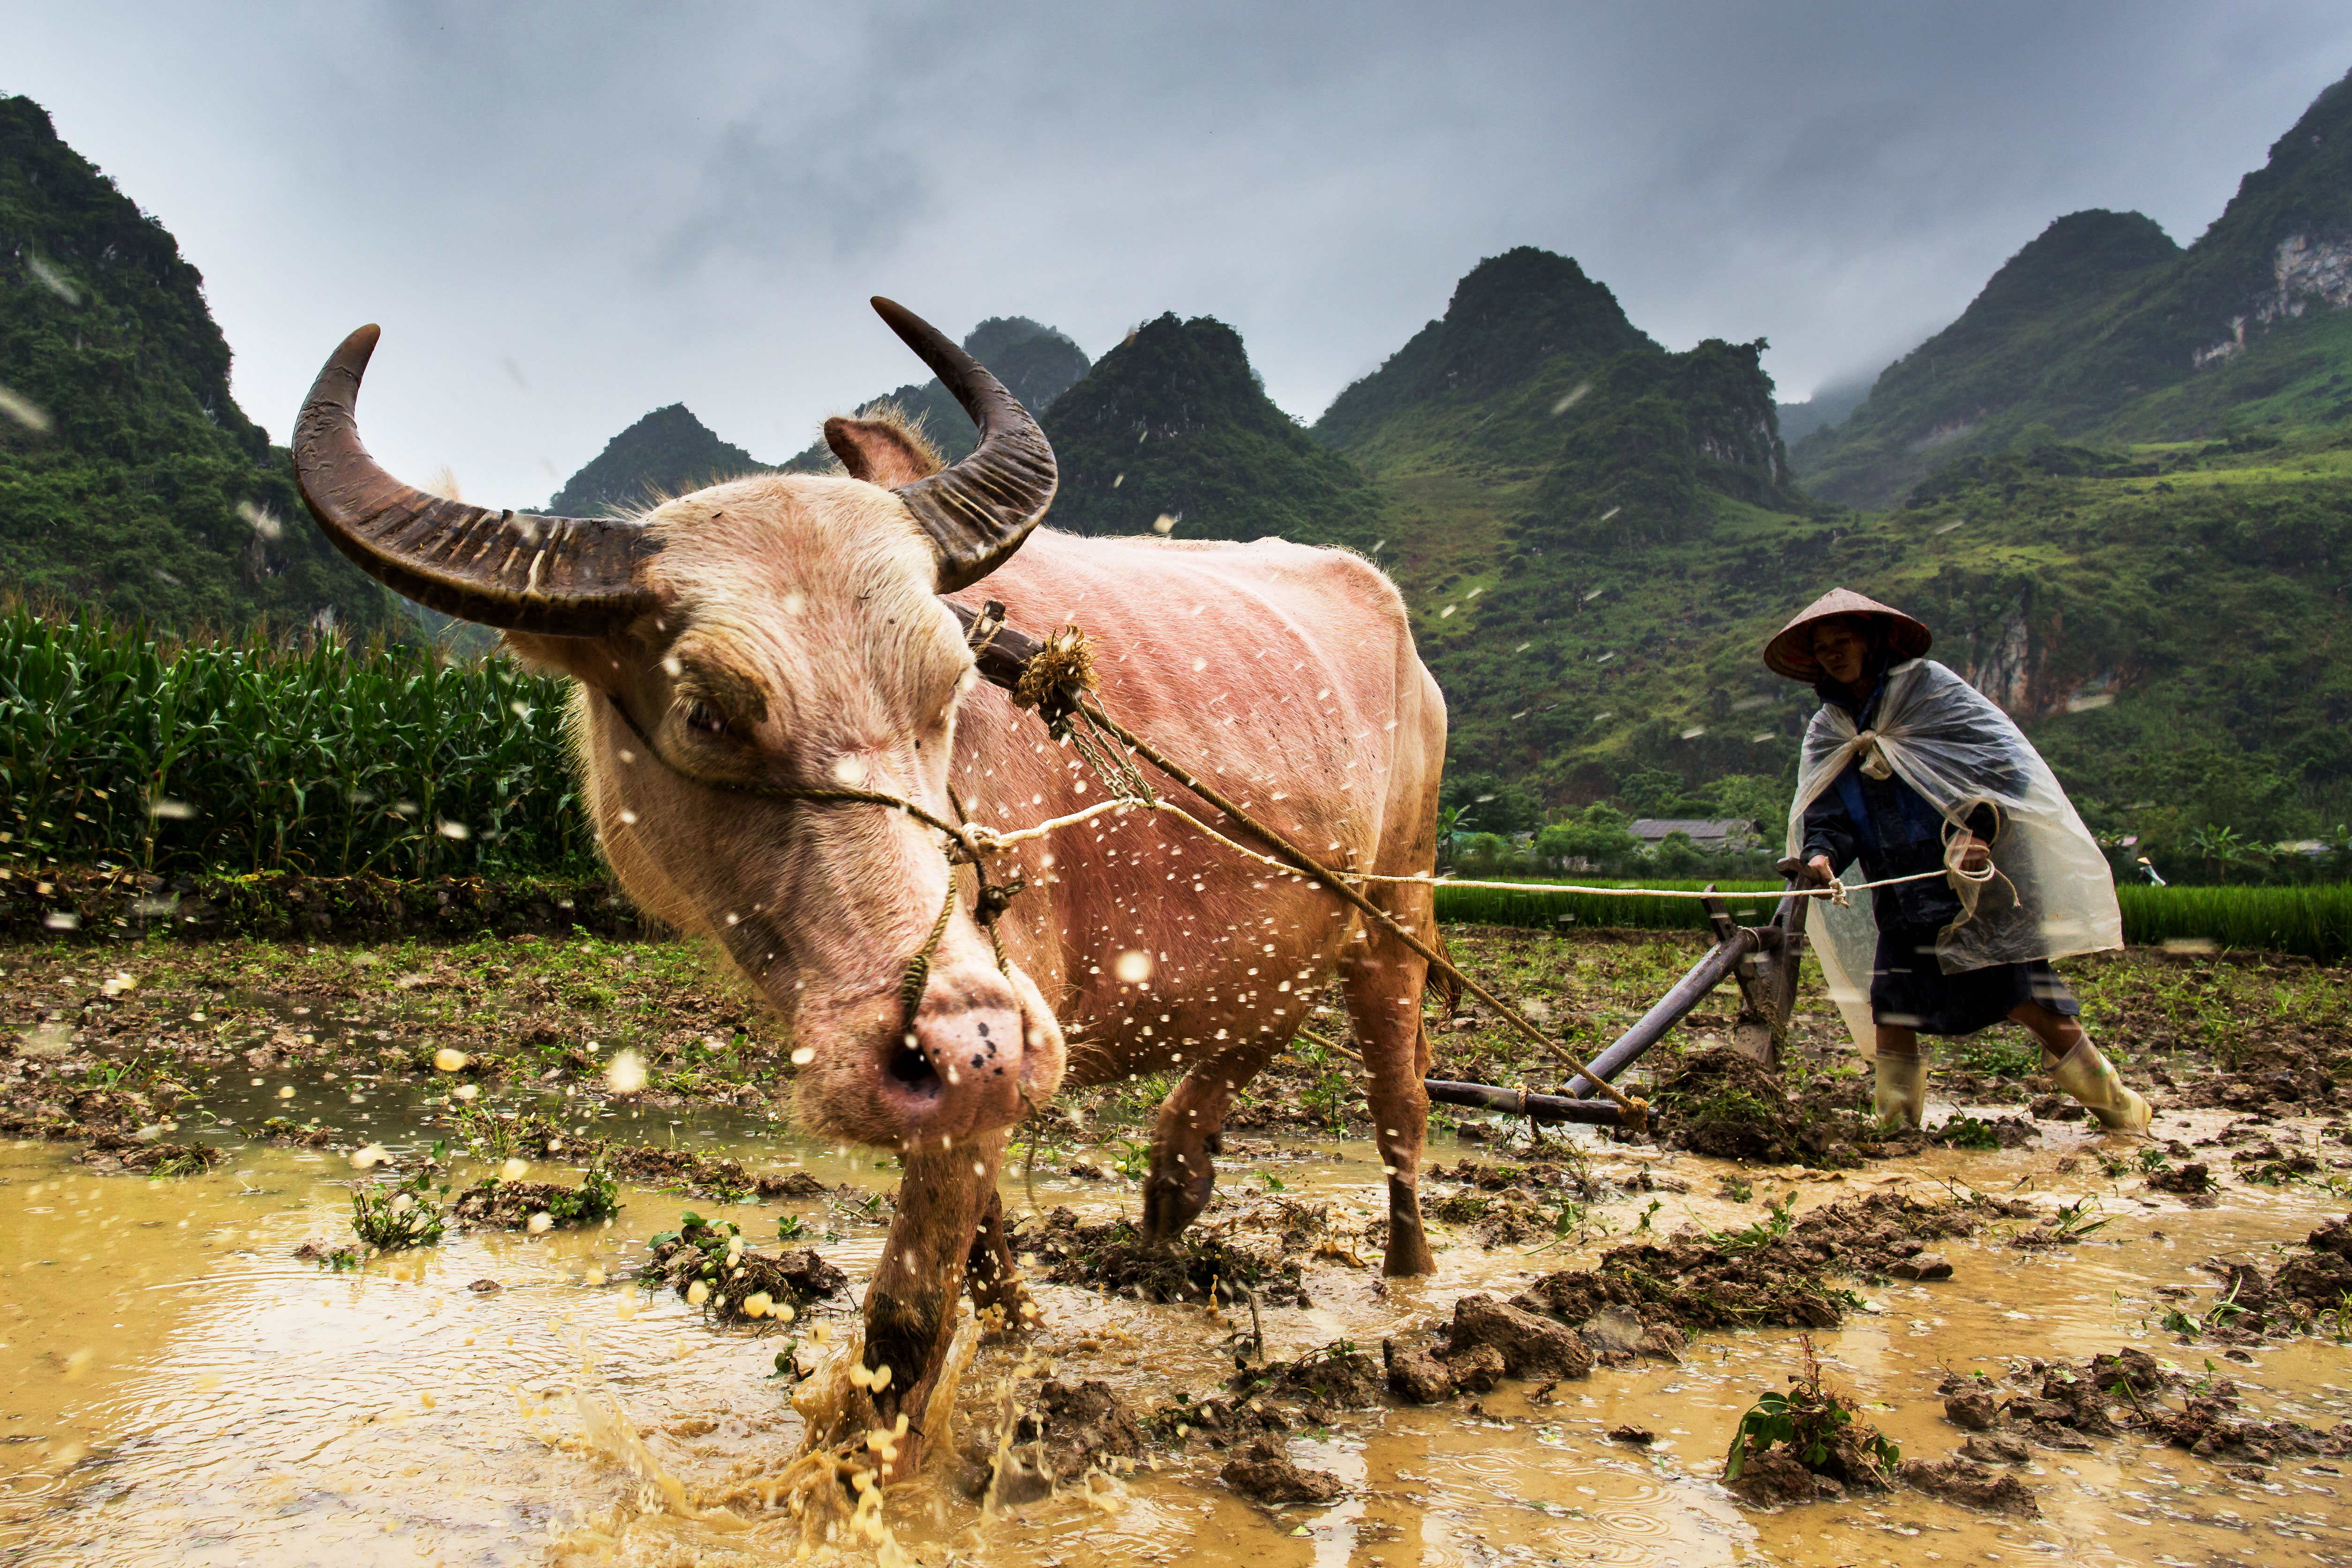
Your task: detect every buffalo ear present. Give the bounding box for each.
[824,416,943,488]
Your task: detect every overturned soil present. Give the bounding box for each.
[1008,1206,1312,1308]
[1653,1046,1884,1168]
[1509,1190,1982,1335]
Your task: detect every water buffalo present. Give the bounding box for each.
[290,300,1446,1478]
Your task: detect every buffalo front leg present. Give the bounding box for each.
[861,1130,1004,1483]
[1339,924,1436,1276]
[1140,1032,1287,1244]
[963,1187,1034,1334]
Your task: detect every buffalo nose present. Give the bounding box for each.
[875,995,1026,1142]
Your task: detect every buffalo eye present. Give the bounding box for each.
[685,699,729,737]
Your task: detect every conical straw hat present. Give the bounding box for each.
[1763,587,1932,680]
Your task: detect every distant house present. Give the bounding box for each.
[1628,818,1764,853]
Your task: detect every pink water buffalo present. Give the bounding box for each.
[291,299,1447,1477]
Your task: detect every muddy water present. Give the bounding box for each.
[1,1084,2348,1568]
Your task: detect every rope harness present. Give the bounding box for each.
[601,601,2016,1135]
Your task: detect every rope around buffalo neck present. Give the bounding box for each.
[603,615,2028,1130]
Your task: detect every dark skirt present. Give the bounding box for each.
[1870,921,2080,1036]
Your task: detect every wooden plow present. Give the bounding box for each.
[1421,879,1812,1132]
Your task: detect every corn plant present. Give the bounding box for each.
[0,603,593,878]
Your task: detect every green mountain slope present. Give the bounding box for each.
[548,404,770,515]
[0,96,399,636]
[1799,66,2352,507]
[1306,247,1811,815]
[1038,312,1384,545]
[775,315,1089,472]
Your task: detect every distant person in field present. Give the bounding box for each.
[1766,588,2149,1134]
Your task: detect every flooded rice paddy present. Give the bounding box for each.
[0,1054,2347,1568]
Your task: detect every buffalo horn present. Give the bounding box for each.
[291,325,659,636]
[866,297,1059,591]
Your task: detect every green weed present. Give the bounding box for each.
[1722,1336,1899,1485]
[352,1166,448,1251]
[1932,1116,2003,1150]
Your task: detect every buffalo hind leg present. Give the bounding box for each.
[1339,922,1437,1275]
[1140,1031,1286,1244]
[859,1130,1003,1483]
[963,1188,1033,1334]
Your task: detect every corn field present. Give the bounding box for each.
[0,607,594,878]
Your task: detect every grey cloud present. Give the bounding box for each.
[8,0,2352,497]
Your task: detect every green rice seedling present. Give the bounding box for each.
[2115,882,2352,965]
[1434,878,1783,933]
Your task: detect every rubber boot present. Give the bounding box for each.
[1873,1051,1928,1131]
[2051,1040,2151,1134]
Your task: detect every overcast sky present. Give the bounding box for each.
[12,2,2352,503]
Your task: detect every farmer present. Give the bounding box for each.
[1765,588,2149,1134]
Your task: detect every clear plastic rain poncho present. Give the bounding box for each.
[1786,657,2123,1053]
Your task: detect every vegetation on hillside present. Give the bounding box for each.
[0,96,399,637]
[546,403,772,516]
[773,315,1090,473]
[1797,66,2352,507]
[1039,312,1383,545]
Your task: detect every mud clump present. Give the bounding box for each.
[1382,1340,1456,1404]
[1014,1379,1143,1481]
[1652,1047,1878,1168]
[450,1169,618,1230]
[1219,1435,1344,1506]
[2161,1216,2352,1341]
[1426,1156,1608,1248]
[1448,1294,1595,1380]
[1927,1114,2038,1150]
[1900,1456,2040,1517]
[2146,1385,2345,1467]
[252,1117,338,1148]
[74,1123,220,1176]
[1724,1339,1899,1508]
[1935,1347,2352,1475]
[1232,1348,1385,1412]
[647,1217,846,1323]
[1943,1387,1999,1430]
[1513,1191,1978,1338]
[1150,1391,1293,1450]
[2143,1162,2217,1203]
[1010,1207,1310,1307]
